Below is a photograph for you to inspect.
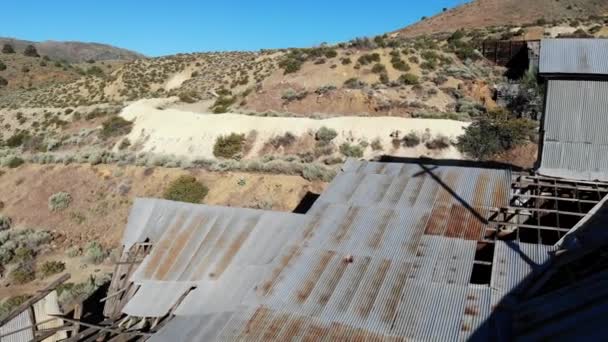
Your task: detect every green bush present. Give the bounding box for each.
[457,110,536,160]
[425,135,451,150]
[211,96,236,113]
[23,45,39,57]
[279,58,303,74]
[315,127,338,142]
[40,261,66,278]
[371,63,386,74]
[5,132,28,147]
[343,78,366,89]
[357,53,380,65]
[339,143,364,158]
[86,66,104,76]
[324,49,338,58]
[100,116,133,139]
[213,133,245,158]
[163,175,209,203]
[341,58,352,65]
[402,131,421,147]
[13,247,34,263]
[10,263,35,284]
[48,192,72,212]
[398,73,420,85]
[0,296,29,319]
[0,61,6,71]
[2,44,15,54]
[5,156,24,168]
[84,242,106,264]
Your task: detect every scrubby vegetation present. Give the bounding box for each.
[457,109,536,160]
[0,295,29,319]
[100,116,133,139]
[163,175,209,203]
[84,241,106,264]
[315,127,338,142]
[48,192,72,212]
[339,143,364,158]
[39,260,66,278]
[213,133,245,159]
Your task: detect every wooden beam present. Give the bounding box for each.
[0,273,70,326]
[489,207,587,217]
[489,221,571,232]
[49,315,153,337]
[512,193,600,204]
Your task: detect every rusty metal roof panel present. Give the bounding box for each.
[0,310,33,342]
[122,282,193,317]
[540,39,608,75]
[539,80,608,181]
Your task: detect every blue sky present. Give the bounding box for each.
[2,1,468,56]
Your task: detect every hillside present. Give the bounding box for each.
[397,0,608,37]
[0,37,144,63]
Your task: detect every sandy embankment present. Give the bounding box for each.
[120,98,469,160]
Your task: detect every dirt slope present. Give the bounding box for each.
[398,0,608,37]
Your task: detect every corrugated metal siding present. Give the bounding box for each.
[539,80,608,181]
[122,282,193,317]
[539,39,608,75]
[32,291,67,342]
[116,159,563,341]
[0,310,34,342]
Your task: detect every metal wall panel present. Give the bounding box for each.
[540,39,608,75]
[539,80,608,181]
[0,310,34,342]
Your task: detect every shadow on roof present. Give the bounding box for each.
[377,155,524,171]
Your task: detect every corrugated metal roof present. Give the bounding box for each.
[115,159,565,340]
[0,310,34,342]
[32,291,67,342]
[539,80,608,181]
[122,282,193,317]
[539,39,608,75]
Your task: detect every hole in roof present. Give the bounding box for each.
[474,242,495,263]
[469,263,492,285]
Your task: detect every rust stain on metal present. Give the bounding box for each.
[464,207,487,240]
[301,211,325,242]
[296,250,335,303]
[445,205,469,238]
[333,207,360,244]
[240,306,272,337]
[424,170,459,236]
[472,171,490,207]
[277,317,306,340]
[464,306,479,316]
[142,212,186,279]
[261,313,290,340]
[492,178,508,207]
[334,256,371,313]
[189,215,241,280]
[344,173,367,202]
[405,213,429,253]
[368,209,393,249]
[154,214,207,280]
[259,245,302,296]
[406,173,427,206]
[357,259,391,318]
[178,215,224,281]
[209,216,259,279]
[302,323,330,342]
[314,255,349,311]
[381,262,411,323]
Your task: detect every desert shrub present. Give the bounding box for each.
[339,143,364,158]
[365,139,380,152]
[179,91,198,103]
[302,164,336,182]
[315,127,338,142]
[100,116,133,139]
[0,215,11,231]
[23,45,39,57]
[84,242,106,264]
[66,247,80,258]
[5,132,28,147]
[420,61,437,70]
[164,175,209,203]
[86,66,104,76]
[324,49,338,58]
[2,44,15,54]
[371,63,386,74]
[213,133,245,159]
[57,278,98,308]
[402,131,421,147]
[282,89,308,103]
[39,261,66,278]
[391,58,410,71]
[343,78,366,89]
[0,76,7,87]
[0,61,6,71]
[379,72,389,84]
[48,192,72,212]
[341,57,352,65]
[13,247,34,263]
[0,296,29,319]
[211,96,236,113]
[279,58,303,74]
[268,132,296,149]
[118,138,131,150]
[398,73,420,85]
[5,156,24,168]
[357,53,380,65]
[457,110,536,160]
[425,135,451,150]
[315,85,336,95]
[10,263,35,284]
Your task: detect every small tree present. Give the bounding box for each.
[2,44,15,54]
[23,45,39,57]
